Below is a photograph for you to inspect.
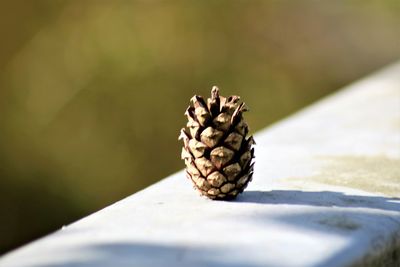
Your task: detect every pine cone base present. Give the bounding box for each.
[179,86,255,200]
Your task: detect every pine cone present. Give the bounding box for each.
[179,86,255,200]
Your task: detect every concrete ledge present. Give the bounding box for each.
[1,63,400,267]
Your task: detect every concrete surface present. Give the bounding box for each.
[1,62,400,267]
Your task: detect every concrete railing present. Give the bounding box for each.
[1,62,399,267]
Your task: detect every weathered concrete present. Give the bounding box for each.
[1,63,399,267]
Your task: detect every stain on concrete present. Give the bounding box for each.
[308,156,400,197]
[351,234,400,267]
[318,215,360,231]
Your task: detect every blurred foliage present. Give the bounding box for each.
[0,0,399,254]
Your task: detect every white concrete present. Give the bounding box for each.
[1,62,400,267]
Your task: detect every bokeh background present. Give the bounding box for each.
[0,0,399,254]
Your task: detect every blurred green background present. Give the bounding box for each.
[0,0,399,254]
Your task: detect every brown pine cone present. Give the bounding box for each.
[179,86,255,200]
